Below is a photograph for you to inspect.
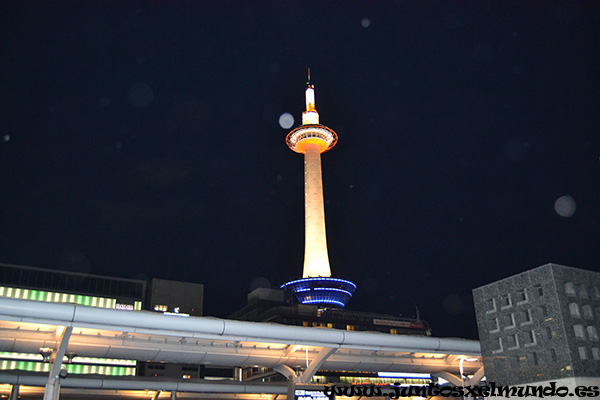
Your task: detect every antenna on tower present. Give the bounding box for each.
[307,68,311,85]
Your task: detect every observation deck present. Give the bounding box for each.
[281,277,356,308]
[285,124,338,154]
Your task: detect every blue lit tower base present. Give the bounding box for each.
[281,277,356,308]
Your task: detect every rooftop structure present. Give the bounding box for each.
[281,73,356,308]
[230,288,431,336]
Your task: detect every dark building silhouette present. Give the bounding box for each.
[230,288,431,336]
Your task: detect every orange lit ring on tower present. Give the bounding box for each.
[286,124,338,154]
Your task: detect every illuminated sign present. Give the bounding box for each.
[114,303,134,311]
[377,372,432,379]
[372,319,423,329]
[295,389,331,400]
[164,308,189,317]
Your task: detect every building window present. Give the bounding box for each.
[533,285,543,298]
[582,305,594,320]
[542,327,553,341]
[500,294,511,308]
[526,353,538,366]
[593,287,600,300]
[515,290,527,303]
[154,304,168,312]
[493,359,505,370]
[545,348,557,363]
[574,325,586,339]
[503,313,515,329]
[570,303,581,318]
[485,298,496,313]
[492,337,503,353]
[488,318,499,332]
[346,325,355,331]
[565,282,576,296]
[587,326,599,341]
[523,330,536,346]
[592,348,600,361]
[509,355,519,369]
[517,310,532,325]
[577,284,589,298]
[506,334,519,349]
[579,346,588,360]
[536,306,548,320]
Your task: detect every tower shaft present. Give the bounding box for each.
[303,142,331,278]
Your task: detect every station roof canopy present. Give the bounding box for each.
[0,298,482,396]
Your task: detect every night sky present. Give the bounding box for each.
[2,2,599,339]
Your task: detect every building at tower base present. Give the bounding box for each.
[230,287,431,336]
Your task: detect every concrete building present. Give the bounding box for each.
[473,263,600,391]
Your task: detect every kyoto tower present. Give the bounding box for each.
[281,73,356,308]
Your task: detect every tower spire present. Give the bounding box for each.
[303,69,318,123]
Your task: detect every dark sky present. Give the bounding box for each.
[1,1,599,339]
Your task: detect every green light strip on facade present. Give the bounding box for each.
[0,285,129,311]
[0,352,137,367]
[0,285,140,377]
[0,359,135,376]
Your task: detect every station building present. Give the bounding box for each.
[0,262,204,379]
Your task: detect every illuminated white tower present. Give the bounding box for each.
[281,73,356,308]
